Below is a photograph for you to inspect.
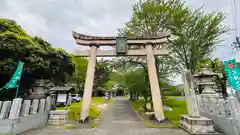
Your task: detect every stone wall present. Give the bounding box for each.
[0,96,52,134]
[196,95,240,135]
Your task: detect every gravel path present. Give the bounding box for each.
[20,97,189,135]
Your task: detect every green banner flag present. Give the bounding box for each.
[224,59,240,91]
[3,60,24,89]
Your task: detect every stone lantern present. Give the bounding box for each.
[194,68,219,102]
[29,79,46,99]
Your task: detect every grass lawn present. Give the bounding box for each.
[130,96,187,128]
[163,97,187,125]
[57,97,114,121]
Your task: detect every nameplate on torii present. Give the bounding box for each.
[116,37,127,54]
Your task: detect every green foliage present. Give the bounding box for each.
[32,37,75,85]
[123,68,152,110]
[111,58,150,98]
[0,18,74,100]
[70,58,114,96]
[0,19,29,37]
[93,60,112,94]
[70,57,88,94]
[160,82,183,97]
[169,8,229,73]
[104,80,115,92]
[124,68,148,94]
[109,72,125,84]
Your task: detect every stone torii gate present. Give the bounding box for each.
[72,31,170,122]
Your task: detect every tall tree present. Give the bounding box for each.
[0,19,75,100]
[119,0,229,74]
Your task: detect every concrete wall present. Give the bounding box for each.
[0,96,51,134]
[197,96,240,135]
[0,112,49,134]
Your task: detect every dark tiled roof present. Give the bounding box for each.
[49,86,74,92]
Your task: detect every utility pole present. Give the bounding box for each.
[230,0,239,50]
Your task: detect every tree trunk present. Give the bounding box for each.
[93,90,98,97]
[130,92,133,100]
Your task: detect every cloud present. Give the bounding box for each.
[0,0,137,52]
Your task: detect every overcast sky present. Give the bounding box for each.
[0,0,239,84]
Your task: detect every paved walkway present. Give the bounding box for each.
[97,97,146,130]
[20,97,189,135]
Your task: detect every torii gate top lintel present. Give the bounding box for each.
[73,31,170,56]
[72,31,170,46]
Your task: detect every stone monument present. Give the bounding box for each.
[180,69,219,135]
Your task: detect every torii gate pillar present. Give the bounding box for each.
[145,43,164,121]
[80,44,98,121]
